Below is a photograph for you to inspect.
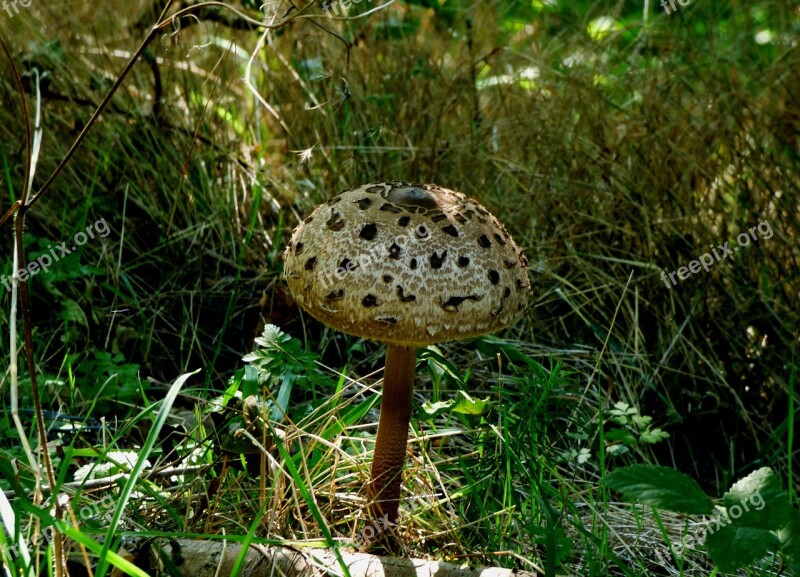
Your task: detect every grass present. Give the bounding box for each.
[0,0,798,575]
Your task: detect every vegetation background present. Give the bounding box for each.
[0,0,798,575]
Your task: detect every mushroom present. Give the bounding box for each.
[282,182,530,527]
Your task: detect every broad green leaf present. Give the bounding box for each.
[779,509,800,563]
[723,467,789,530]
[705,524,780,572]
[420,392,489,418]
[452,391,489,415]
[602,465,714,514]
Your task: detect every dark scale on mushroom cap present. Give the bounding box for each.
[283,182,531,347]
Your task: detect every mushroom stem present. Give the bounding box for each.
[369,344,417,525]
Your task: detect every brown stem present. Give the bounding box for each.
[368,344,417,525]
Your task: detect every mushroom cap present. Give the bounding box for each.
[283,182,531,347]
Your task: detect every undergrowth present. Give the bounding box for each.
[0,0,798,575]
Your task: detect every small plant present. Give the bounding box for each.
[603,465,800,573]
[604,401,669,457]
[211,324,335,440]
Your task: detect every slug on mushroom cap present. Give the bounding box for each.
[283,182,531,346]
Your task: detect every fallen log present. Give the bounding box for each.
[135,539,540,577]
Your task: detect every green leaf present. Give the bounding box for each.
[604,428,637,446]
[602,465,714,515]
[271,373,295,421]
[94,368,200,577]
[420,399,454,418]
[609,401,637,424]
[241,365,259,398]
[419,346,465,387]
[474,335,546,375]
[606,444,628,457]
[587,15,621,42]
[60,298,88,327]
[705,524,780,573]
[722,467,789,531]
[639,427,669,444]
[452,391,489,415]
[779,508,800,562]
[420,391,489,418]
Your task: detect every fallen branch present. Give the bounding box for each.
[135,539,542,577]
[2,465,209,499]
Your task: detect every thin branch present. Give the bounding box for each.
[2,465,210,499]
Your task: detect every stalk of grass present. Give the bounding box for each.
[270,422,352,577]
[93,369,200,577]
[789,351,796,505]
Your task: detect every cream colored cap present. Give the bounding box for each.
[283,182,530,347]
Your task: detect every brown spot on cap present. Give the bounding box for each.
[430,250,447,269]
[442,225,459,237]
[397,286,416,302]
[326,289,344,301]
[360,223,378,240]
[441,295,481,312]
[380,203,403,214]
[339,258,357,272]
[326,211,345,231]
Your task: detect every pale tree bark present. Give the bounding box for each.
[119,539,541,577]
